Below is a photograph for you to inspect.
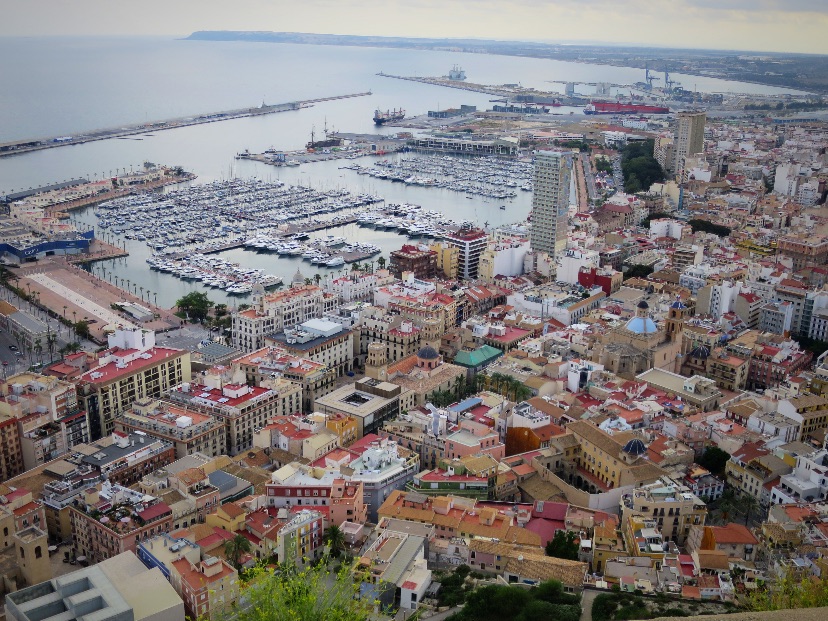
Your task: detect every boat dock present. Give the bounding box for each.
[0,92,372,158]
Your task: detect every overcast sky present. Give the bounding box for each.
[2,0,827,54]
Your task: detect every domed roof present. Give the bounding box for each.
[689,344,710,359]
[291,268,305,286]
[622,438,648,456]
[625,316,658,334]
[251,283,265,296]
[670,298,686,309]
[637,300,649,310]
[417,345,440,360]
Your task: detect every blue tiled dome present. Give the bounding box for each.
[625,316,658,334]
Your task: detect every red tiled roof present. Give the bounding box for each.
[138,502,171,521]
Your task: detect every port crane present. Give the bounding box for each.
[644,64,661,90]
[664,70,680,91]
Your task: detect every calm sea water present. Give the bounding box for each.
[0,36,803,307]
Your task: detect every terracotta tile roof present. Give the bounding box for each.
[710,523,758,545]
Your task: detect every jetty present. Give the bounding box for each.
[0,92,372,158]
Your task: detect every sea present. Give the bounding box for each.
[0,36,806,307]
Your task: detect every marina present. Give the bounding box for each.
[80,167,501,303]
[342,153,534,198]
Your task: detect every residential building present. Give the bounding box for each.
[687,523,758,562]
[389,244,438,279]
[443,227,488,280]
[760,301,794,335]
[777,235,828,270]
[621,477,707,545]
[4,551,184,621]
[69,481,174,562]
[429,241,459,279]
[330,478,368,526]
[530,150,573,260]
[167,378,290,456]
[377,491,540,545]
[233,346,335,412]
[0,373,88,470]
[636,369,723,412]
[137,534,238,621]
[69,430,175,488]
[231,284,337,352]
[265,318,354,377]
[357,530,430,611]
[725,443,792,507]
[675,111,706,182]
[771,447,828,504]
[76,328,191,440]
[115,398,226,459]
[778,395,828,442]
[0,412,24,481]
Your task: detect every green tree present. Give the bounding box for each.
[747,569,828,611]
[688,219,731,238]
[697,446,731,477]
[175,291,214,323]
[74,320,91,340]
[545,530,580,561]
[376,256,386,270]
[233,559,375,621]
[461,584,532,621]
[324,524,346,559]
[741,493,759,525]
[623,264,655,281]
[224,533,252,570]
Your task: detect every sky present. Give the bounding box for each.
[2,0,827,55]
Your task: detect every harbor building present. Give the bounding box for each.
[76,328,191,440]
[529,151,573,262]
[675,111,706,182]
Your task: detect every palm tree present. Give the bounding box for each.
[33,337,43,365]
[376,256,386,270]
[313,273,322,285]
[46,331,57,363]
[453,374,466,398]
[324,525,346,559]
[304,277,313,286]
[741,494,759,526]
[351,262,362,273]
[224,533,252,570]
[139,286,144,301]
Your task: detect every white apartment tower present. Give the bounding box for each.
[529,150,573,259]
[675,111,706,182]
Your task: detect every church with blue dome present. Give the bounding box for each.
[592,295,689,380]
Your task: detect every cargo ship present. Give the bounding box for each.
[373,108,405,125]
[584,102,670,115]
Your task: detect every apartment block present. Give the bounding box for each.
[115,398,226,459]
[76,328,191,440]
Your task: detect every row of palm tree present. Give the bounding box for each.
[712,488,760,526]
[428,371,533,408]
